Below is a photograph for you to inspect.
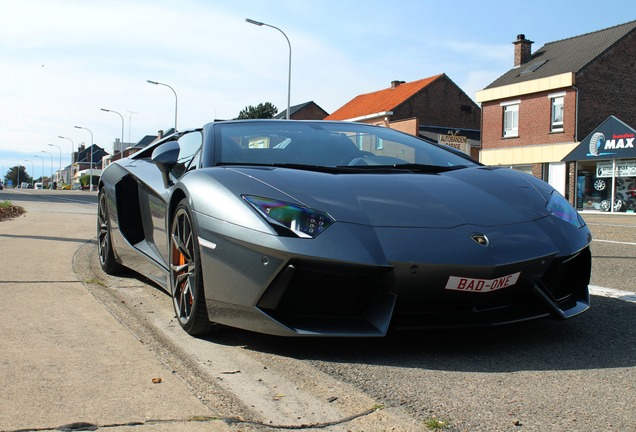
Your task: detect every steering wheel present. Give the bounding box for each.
[338,151,374,166]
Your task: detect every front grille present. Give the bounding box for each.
[539,247,591,305]
[259,262,389,320]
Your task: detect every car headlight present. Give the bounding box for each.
[242,195,335,238]
[546,191,585,228]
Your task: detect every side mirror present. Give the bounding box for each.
[151,140,180,187]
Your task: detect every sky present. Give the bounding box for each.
[2,0,635,179]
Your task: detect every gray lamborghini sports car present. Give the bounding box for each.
[98,120,592,337]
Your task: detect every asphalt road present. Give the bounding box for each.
[1,189,634,432]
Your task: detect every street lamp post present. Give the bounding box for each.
[24,159,34,187]
[42,150,53,189]
[58,136,75,185]
[146,80,178,131]
[33,155,44,184]
[74,126,94,191]
[245,18,292,120]
[48,143,62,186]
[100,108,125,156]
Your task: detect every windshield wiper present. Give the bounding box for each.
[218,162,468,174]
[217,162,358,174]
[335,163,469,173]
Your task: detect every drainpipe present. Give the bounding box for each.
[572,85,579,207]
[573,86,579,143]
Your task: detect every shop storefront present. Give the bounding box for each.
[563,116,636,213]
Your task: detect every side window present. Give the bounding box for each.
[551,95,564,132]
[502,102,519,138]
[174,131,203,177]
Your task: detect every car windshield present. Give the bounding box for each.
[213,121,478,169]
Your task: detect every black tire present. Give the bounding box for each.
[614,199,626,212]
[170,199,213,335]
[97,190,123,275]
[599,200,611,212]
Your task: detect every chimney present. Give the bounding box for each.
[513,34,533,67]
[391,80,406,88]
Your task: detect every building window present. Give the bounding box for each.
[508,164,532,175]
[502,103,519,138]
[551,96,564,132]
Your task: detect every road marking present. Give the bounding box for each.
[593,239,636,246]
[49,196,97,205]
[590,285,636,304]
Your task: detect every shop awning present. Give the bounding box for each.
[562,116,636,161]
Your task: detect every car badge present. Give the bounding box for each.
[471,234,489,247]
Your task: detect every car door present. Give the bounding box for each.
[143,131,203,267]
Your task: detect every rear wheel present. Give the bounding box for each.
[170,199,213,335]
[97,190,122,275]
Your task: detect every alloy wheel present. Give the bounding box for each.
[170,207,197,325]
[97,194,109,266]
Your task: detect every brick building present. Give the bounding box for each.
[326,74,481,158]
[476,20,636,212]
[274,101,328,120]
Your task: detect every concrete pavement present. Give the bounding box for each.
[0,193,233,432]
[2,191,634,432]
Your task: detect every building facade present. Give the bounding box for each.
[274,101,329,120]
[326,74,481,158]
[477,20,636,212]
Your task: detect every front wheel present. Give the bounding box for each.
[97,190,122,275]
[170,199,213,335]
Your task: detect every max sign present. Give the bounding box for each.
[589,132,634,156]
[562,116,636,161]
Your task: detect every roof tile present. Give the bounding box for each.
[485,20,636,89]
[325,74,443,120]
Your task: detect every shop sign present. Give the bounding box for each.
[562,115,636,161]
[596,160,636,177]
[438,134,470,154]
[589,132,634,157]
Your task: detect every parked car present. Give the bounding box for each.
[34,182,43,190]
[98,120,592,337]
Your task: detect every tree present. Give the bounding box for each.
[235,102,278,119]
[79,174,99,189]
[3,165,32,187]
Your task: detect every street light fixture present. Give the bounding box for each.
[58,135,75,185]
[245,18,292,120]
[100,108,125,156]
[146,80,178,131]
[41,150,53,189]
[74,125,94,191]
[48,143,62,186]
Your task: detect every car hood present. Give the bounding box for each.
[224,166,553,228]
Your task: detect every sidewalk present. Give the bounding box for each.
[0,197,232,431]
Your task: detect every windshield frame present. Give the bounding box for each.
[205,120,480,170]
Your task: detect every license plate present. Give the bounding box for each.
[445,272,521,293]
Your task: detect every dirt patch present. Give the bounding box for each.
[0,204,26,222]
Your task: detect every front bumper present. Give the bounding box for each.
[197,214,592,337]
